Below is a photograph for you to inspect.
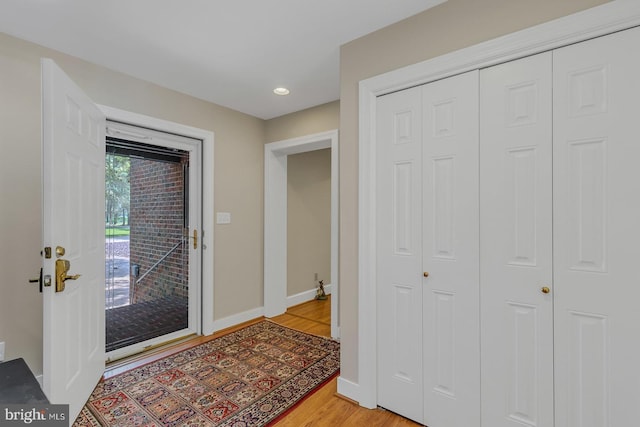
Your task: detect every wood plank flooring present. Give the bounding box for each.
[104,296,420,426]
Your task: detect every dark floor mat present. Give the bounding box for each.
[106,296,188,352]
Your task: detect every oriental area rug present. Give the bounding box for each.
[73,320,340,427]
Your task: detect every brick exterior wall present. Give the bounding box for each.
[129,158,188,303]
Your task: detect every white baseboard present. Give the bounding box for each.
[287,283,332,308]
[36,374,43,388]
[209,288,332,335]
[211,306,265,333]
[337,376,360,405]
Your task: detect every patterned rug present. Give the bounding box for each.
[73,321,339,427]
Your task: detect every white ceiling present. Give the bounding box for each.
[0,0,445,119]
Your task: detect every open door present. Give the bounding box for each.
[41,58,105,423]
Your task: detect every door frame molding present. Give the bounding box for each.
[354,0,640,408]
[99,105,215,336]
[264,129,339,339]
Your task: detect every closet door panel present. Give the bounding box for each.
[554,26,640,427]
[480,52,554,427]
[423,70,480,427]
[376,87,424,423]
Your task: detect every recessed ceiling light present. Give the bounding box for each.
[273,87,290,96]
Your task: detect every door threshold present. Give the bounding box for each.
[105,332,197,370]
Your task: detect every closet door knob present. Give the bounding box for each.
[541,286,550,294]
[423,272,429,278]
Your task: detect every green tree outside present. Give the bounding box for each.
[105,153,130,227]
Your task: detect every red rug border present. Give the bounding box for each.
[266,369,340,426]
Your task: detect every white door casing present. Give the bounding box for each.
[42,58,106,423]
[422,70,480,427]
[357,0,640,411]
[376,87,423,423]
[264,130,340,339]
[553,26,640,427]
[99,105,215,337]
[371,24,640,427]
[480,52,554,427]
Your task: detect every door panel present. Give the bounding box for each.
[422,70,480,427]
[376,87,423,423]
[480,52,554,427]
[553,26,640,427]
[42,59,105,422]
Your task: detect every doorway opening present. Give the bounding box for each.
[104,121,202,358]
[264,130,339,339]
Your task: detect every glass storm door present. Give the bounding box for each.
[104,121,201,359]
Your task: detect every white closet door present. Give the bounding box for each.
[376,86,424,423]
[480,52,554,427]
[553,26,640,427]
[422,70,480,427]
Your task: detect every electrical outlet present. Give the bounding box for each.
[0,342,5,362]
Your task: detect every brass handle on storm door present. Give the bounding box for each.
[186,228,198,250]
[55,259,81,293]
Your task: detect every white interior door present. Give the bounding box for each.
[553,26,640,427]
[376,86,424,423]
[421,70,480,427]
[42,58,105,423]
[480,52,554,427]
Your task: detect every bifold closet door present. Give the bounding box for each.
[376,86,424,423]
[376,71,480,426]
[480,52,554,427]
[422,70,480,427]
[553,26,640,427]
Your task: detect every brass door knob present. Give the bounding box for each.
[541,286,550,294]
[423,272,429,278]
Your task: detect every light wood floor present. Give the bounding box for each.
[105,296,420,426]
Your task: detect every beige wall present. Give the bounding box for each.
[287,149,332,297]
[338,0,610,384]
[0,32,265,375]
[265,101,339,143]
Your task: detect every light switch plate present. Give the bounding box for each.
[217,212,231,224]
